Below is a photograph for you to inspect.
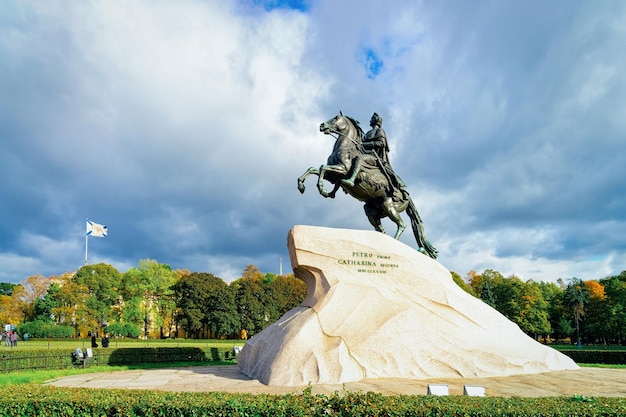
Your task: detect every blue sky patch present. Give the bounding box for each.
[361,48,384,79]
[252,0,309,12]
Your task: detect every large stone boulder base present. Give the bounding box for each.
[238,225,578,386]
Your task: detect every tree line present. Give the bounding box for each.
[0,260,306,340]
[2,260,625,345]
[452,269,626,345]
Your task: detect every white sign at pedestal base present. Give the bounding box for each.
[464,385,486,396]
[427,384,449,396]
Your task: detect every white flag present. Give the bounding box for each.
[86,220,107,237]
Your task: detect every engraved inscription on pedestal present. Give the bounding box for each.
[337,251,400,274]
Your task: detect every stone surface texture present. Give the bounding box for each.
[237,225,578,386]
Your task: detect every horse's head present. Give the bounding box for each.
[320,112,350,135]
[319,112,364,139]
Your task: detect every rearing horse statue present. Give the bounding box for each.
[297,112,438,259]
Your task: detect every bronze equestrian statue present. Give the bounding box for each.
[297,112,438,259]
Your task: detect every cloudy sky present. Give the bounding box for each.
[1,0,625,284]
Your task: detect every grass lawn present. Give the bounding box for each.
[579,363,626,368]
[0,360,235,386]
[0,338,245,386]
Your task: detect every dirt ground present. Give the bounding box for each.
[46,365,626,397]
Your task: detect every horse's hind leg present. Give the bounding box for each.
[364,202,386,234]
[383,197,406,239]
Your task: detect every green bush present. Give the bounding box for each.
[0,385,625,416]
[560,350,626,365]
[16,321,74,339]
[106,347,211,365]
[104,322,141,338]
[0,347,232,373]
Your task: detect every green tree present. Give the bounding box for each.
[467,269,502,308]
[265,274,307,322]
[450,271,476,296]
[468,270,550,338]
[206,284,240,338]
[121,260,178,338]
[492,275,524,324]
[584,280,609,344]
[536,281,568,342]
[119,267,146,329]
[49,273,91,337]
[74,264,122,334]
[119,297,145,333]
[232,265,271,337]
[517,280,551,338]
[564,277,590,348]
[263,272,277,285]
[600,271,626,344]
[74,264,121,305]
[0,282,17,296]
[104,321,141,338]
[555,318,574,342]
[171,272,227,338]
[32,282,60,323]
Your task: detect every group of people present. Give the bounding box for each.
[1,330,19,347]
[91,332,110,348]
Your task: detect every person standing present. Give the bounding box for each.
[101,334,110,348]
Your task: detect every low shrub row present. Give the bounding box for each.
[0,347,235,373]
[0,385,624,417]
[559,350,626,365]
[16,321,75,339]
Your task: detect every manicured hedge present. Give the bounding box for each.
[106,347,211,365]
[559,350,626,365]
[16,320,75,339]
[0,385,625,416]
[0,347,235,373]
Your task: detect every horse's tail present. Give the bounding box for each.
[406,197,438,259]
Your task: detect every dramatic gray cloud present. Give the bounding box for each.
[1,0,624,284]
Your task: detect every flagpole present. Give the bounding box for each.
[85,219,88,265]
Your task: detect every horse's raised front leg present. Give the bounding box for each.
[317,163,349,198]
[327,182,341,199]
[298,167,320,194]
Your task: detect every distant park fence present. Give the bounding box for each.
[0,346,237,373]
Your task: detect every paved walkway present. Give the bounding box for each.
[46,366,626,397]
